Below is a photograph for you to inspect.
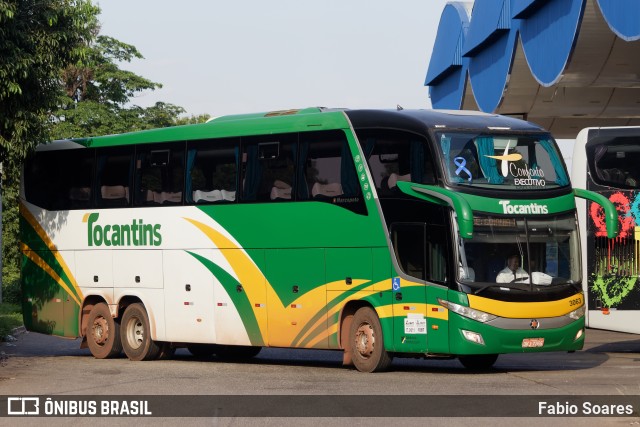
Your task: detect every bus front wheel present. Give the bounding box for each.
[86,302,122,359]
[458,354,499,370]
[121,303,160,361]
[349,307,393,372]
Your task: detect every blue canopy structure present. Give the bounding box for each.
[426,0,640,137]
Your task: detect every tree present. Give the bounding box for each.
[0,0,100,302]
[0,0,99,161]
[2,6,210,302]
[51,36,209,139]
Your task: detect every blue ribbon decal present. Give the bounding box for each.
[454,157,472,181]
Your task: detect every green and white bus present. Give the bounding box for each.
[20,108,617,372]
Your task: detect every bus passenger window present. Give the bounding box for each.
[186,138,239,204]
[24,148,94,210]
[96,147,133,208]
[135,143,185,206]
[298,130,366,214]
[300,131,348,200]
[241,134,296,202]
[355,129,435,197]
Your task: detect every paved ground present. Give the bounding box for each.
[0,327,639,426]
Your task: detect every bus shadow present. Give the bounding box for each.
[586,338,640,354]
[171,347,611,374]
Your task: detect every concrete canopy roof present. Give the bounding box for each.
[425,0,640,138]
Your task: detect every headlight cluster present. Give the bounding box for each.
[437,298,497,323]
[566,304,586,320]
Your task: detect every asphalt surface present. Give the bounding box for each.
[0,327,639,427]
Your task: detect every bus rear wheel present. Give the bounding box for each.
[458,354,499,370]
[349,307,393,372]
[86,302,122,359]
[121,303,160,361]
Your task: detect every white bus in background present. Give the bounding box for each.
[572,126,640,334]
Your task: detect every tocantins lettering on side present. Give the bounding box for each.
[84,213,162,247]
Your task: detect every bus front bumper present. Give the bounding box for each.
[449,314,585,355]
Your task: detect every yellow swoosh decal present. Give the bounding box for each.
[19,202,83,302]
[20,243,81,306]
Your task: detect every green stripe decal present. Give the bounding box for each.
[187,251,265,346]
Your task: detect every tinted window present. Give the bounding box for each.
[299,130,366,214]
[186,138,239,204]
[355,129,436,197]
[135,143,185,206]
[588,141,640,189]
[24,148,95,210]
[391,222,447,283]
[96,147,133,208]
[241,134,296,202]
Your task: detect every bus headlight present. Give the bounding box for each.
[461,330,485,345]
[567,305,586,320]
[438,298,497,323]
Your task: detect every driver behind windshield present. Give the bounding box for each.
[496,254,529,283]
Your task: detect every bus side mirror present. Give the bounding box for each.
[573,188,619,238]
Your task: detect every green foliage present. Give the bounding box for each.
[176,113,212,126]
[0,0,100,160]
[62,35,160,106]
[0,303,22,338]
[1,1,207,302]
[1,1,100,302]
[52,37,204,139]
[2,161,20,304]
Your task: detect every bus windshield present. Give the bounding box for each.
[437,132,569,190]
[457,213,581,292]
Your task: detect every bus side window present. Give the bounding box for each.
[298,130,366,214]
[241,134,296,202]
[391,222,448,283]
[65,149,94,210]
[25,149,94,211]
[426,225,447,283]
[134,143,185,206]
[391,223,426,281]
[96,147,134,208]
[355,130,436,196]
[186,138,239,204]
[300,130,347,200]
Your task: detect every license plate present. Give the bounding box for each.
[522,338,544,348]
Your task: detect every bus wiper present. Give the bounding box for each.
[544,279,581,293]
[474,283,509,295]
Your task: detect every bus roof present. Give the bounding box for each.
[344,109,546,134]
[41,108,548,150]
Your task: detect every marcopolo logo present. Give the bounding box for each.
[84,213,162,247]
[499,200,549,215]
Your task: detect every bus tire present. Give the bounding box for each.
[156,342,175,360]
[349,307,393,372]
[187,344,216,358]
[458,354,499,370]
[86,302,122,359]
[120,303,160,361]
[214,345,261,360]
